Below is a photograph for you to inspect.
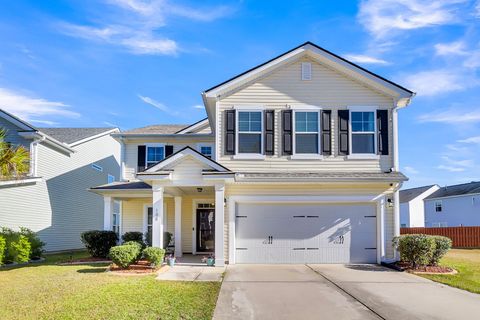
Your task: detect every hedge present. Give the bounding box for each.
[394,234,451,268]
[0,227,33,264]
[0,235,5,265]
[123,241,143,261]
[19,227,45,260]
[430,236,452,266]
[122,232,145,245]
[109,244,140,269]
[81,230,118,258]
[143,247,165,267]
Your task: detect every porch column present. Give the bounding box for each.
[214,184,225,266]
[152,184,164,248]
[174,196,182,257]
[103,196,113,231]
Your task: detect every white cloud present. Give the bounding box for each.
[60,0,233,55]
[138,95,178,116]
[434,41,468,56]
[404,69,477,96]
[404,166,419,174]
[358,0,468,38]
[0,87,79,123]
[192,105,204,109]
[29,119,59,126]
[441,155,474,168]
[343,54,389,65]
[103,121,118,127]
[458,136,480,144]
[437,165,466,172]
[418,108,480,123]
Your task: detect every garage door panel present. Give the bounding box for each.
[235,203,377,264]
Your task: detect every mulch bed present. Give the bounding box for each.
[108,260,162,275]
[391,261,456,274]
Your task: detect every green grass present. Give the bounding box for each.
[0,251,221,320]
[420,249,480,294]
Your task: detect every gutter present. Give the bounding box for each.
[19,131,74,154]
[112,133,214,139]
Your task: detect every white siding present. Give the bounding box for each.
[0,133,121,251]
[217,57,395,173]
[425,195,480,227]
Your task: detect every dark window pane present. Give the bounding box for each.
[295,134,318,153]
[239,133,261,153]
[352,134,375,154]
[147,207,153,225]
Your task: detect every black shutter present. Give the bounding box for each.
[321,110,332,155]
[264,110,274,155]
[165,145,174,157]
[225,110,235,155]
[282,110,293,155]
[137,145,146,172]
[338,110,349,155]
[377,110,389,155]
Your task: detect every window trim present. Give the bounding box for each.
[143,203,167,245]
[112,200,121,236]
[235,109,264,157]
[197,143,214,160]
[292,109,322,158]
[348,106,379,159]
[435,200,443,213]
[107,174,115,184]
[91,163,103,172]
[145,143,165,167]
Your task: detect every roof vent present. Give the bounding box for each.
[301,62,312,80]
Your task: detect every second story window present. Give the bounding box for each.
[351,111,375,154]
[294,111,319,154]
[238,111,262,154]
[146,145,164,167]
[435,200,443,212]
[199,146,213,159]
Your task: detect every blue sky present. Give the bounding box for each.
[0,0,479,188]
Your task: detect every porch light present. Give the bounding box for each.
[387,198,394,208]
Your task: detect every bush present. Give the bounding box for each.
[430,236,452,266]
[123,241,143,261]
[1,227,31,263]
[0,235,5,265]
[164,232,172,248]
[19,227,45,259]
[122,232,145,245]
[81,230,118,258]
[109,245,140,269]
[143,247,165,267]
[393,234,436,268]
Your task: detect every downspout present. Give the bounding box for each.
[29,135,46,177]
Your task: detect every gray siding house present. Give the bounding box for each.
[400,185,439,227]
[0,109,121,251]
[424,182,480,227]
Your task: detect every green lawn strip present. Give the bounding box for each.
[420,249,480,294]
[0,252,221,320]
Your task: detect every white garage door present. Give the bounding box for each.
[235,203,377,264]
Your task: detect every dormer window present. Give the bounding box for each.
[237,111,262,154]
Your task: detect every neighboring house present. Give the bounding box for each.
[424,181,480,228]
[400,185,439,227]
[0,109,121,251]
[91,41,414,266]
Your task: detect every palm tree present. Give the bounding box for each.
[0,128,30,179]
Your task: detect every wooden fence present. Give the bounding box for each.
[401,226,480,248]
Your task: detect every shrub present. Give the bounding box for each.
[122,232,145,245]
[430,236,452,266]
[1,227,31,263]
[109,245,140,269]
[164,232,172,248]
[0,235,5,265]
[80,230,118,258]
[19,227,45,259]
[143,247,165,267]
[393,234,436,268]
[123,241,143,261]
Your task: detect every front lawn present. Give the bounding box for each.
[0,251,220,320]
[420,249,480,294]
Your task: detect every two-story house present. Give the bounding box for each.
[0,109,121,251]
[91,42,414,266]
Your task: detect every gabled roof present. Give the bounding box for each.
[141,146,230,174]
[0,108,37,132]
[425,181,480,200]
[400,185,437,203]
[91,181,151,190]
[121,124,189,135]
[38,127,117,145]
[176,118,209,134]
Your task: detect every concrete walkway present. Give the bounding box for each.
[156,265,225,281]
[214,264,480,320]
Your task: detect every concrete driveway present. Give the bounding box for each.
[213,264,480,320]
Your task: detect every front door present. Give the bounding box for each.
[196,208,215,252]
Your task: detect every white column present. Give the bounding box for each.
[393,190,400,260]
[103,196,113,231]
[214,184,225,266]
[152,184,164,248]
[377,196,385,264]
[174,196,182,257]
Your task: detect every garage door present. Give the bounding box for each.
[235,203,377,264]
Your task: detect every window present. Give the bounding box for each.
[112,201,120,235]
[238,111,262,154]
[432,222,447,227]
[435,201,442,212]
[108,174,115,184]
[294,111,319,154]
[91,163,103,172]
[146,207,153,246]
[351,111,375,154]
[401,223,407,228]
[146,145,164,167]
[301,62,312,80]
[199,145,213,159]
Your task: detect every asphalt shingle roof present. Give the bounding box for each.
[122,124,188,135]
[238,171,408,181]
[39,127,114,144]
[400,185,436,203]
[91,181,151,190]
[425,181,480,200]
